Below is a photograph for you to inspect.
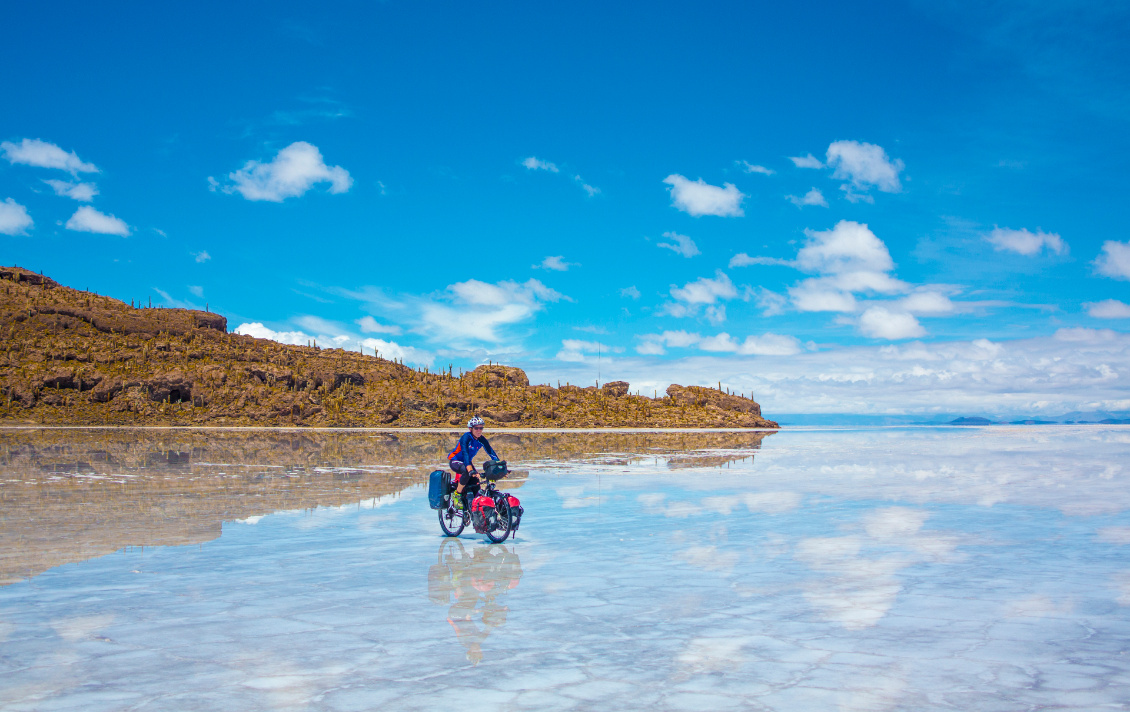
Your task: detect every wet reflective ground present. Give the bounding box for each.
[2,427,1129,711]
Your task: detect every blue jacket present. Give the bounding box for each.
[448,432,500,469]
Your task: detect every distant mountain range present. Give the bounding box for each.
[776,411,1130,426]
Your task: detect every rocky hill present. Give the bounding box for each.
[0,266,777,428]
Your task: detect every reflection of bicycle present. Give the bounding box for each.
[430,461,523,543]
[427,538,523,665]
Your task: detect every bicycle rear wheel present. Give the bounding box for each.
[438,504,466,536]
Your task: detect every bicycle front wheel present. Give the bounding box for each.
[485,498,513,543]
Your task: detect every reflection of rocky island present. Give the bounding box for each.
[0,266,777,428]
[0,429,771,585]
[428,540,523,665]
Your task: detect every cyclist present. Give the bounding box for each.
[448,416,501,509]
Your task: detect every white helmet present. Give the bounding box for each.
[468,416,485,429]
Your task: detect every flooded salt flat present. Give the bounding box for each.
[2,426,1130,711]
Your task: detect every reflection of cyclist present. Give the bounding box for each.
[448,416,501,510]
[429,540,522,665]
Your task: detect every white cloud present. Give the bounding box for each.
[419,278,565,343]
[1086,299,1130,319]
[574,176,600,196]
[788,282,858,313]
[621,285,641,299]
[826,140,904,194]
[361,338,434,367]
[657,231,700,258]
[65,206,130,236]
[1054,327,1118,344]
[521,156,559,172]
[1,138,98,174]
[218,141,352,202]
[637,329,800,356]
[556,339,623,362]
[797,221,895,274]
[790,154,825,169]
[786,188,828,208]
[188,285,204,298]
[859,306,926,340]
[193,250,211,263]
[986,227,1067,256]
[542,331,1130,418]
[0,198,33,235]
[738,160,774,175]
[661,272,740,325]
[755,288,787,316]
[670,270,737,305]
[235,322,313,345]
[536,255,577,271]
[728,253,793,268]
[662,175,745,217]
[42,179,97,202]
[1094,240,1130,280]
[899,291,956,315]
[356,315,401,334]
[698,332,803,356]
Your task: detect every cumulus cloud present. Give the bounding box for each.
[235,319,432,366]
[796,220,895,274]
[188,285,204,298]
[193,251,211,263]
[361,338,434,366]
[235,322,313,345]
[657,231,700,258]
[65,206,130,236]
[521,156,559,172]
[663,175,745,217]
[660,271,741,324]
[535,255,577,271]
[621,285,641,300]
[1086,299,1130,319]
[574,176,600,196]
[1,138,98,174]
[826,140,904,196]
[556,339,624,363]
[986,227,1067,256]
[356,315,401,334]
[728,253,793,268]
[419,278,565,343]
[790,154,824,169]
[899,291,956,315]
[1094,240,1130,280]
[217,141,352,202]
[636,329,799,356]
[42,179,97,202]
[738,160,774,175]
[786,188,828,208]
[542,331,1130,418]
[858,306,926,340]
[0,198,34,235]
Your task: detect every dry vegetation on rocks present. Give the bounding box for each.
[0,267,778,428]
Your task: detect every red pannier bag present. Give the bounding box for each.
[470,495,495,533]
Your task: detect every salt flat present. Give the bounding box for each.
[1,427,1128,711]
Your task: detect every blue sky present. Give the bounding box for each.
[3,0,1129,417]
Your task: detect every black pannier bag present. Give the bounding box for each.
[483,460,508,480]
[428,470,450,509]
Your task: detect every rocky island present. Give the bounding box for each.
[0,266,777,428]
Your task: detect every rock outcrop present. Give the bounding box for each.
[0,266,778,428]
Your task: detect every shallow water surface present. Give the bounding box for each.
[1,426,1129,711]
